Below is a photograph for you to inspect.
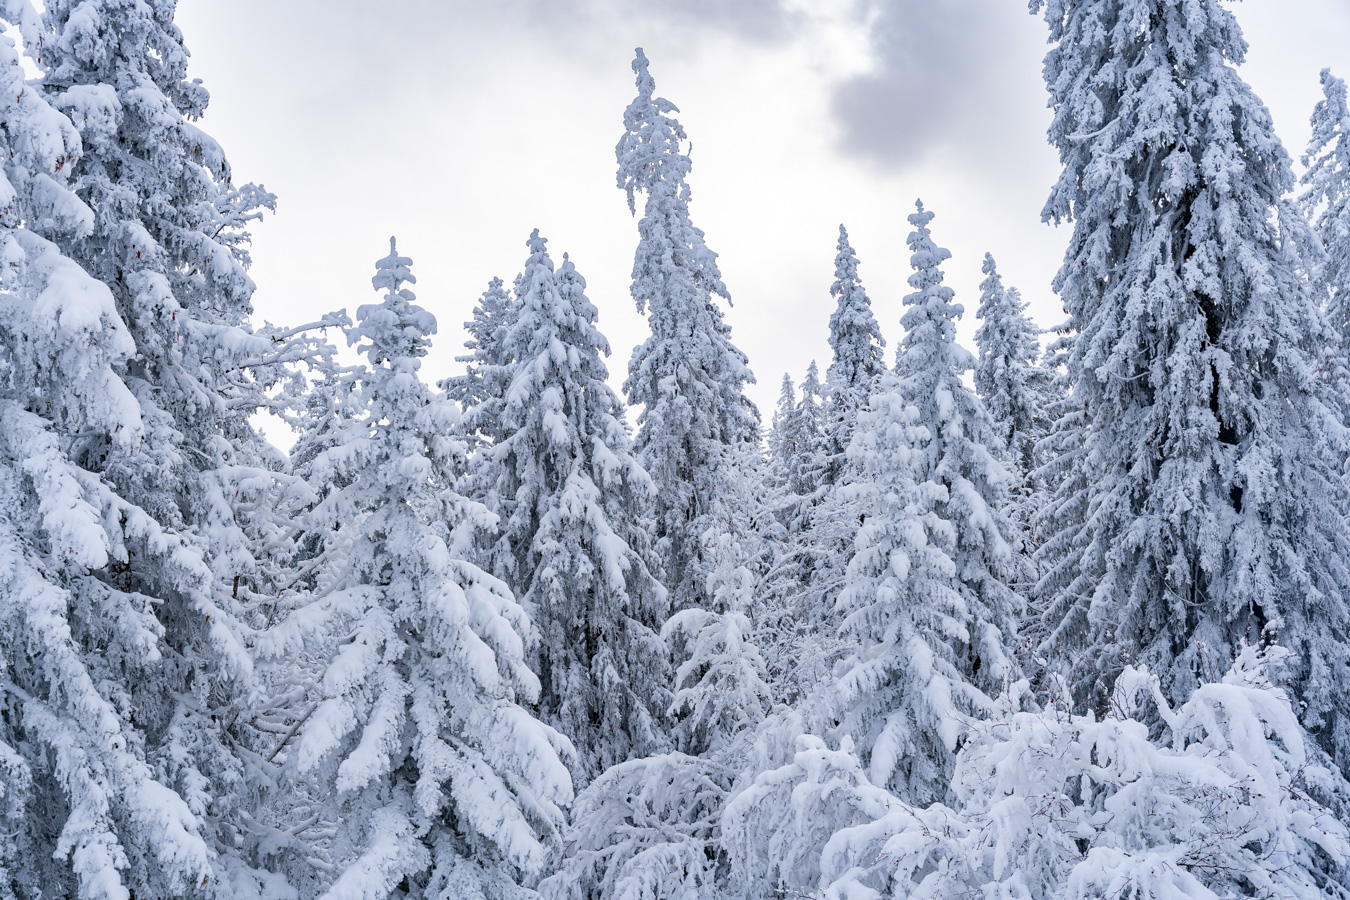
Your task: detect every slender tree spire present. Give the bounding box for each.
[616,48,759,612]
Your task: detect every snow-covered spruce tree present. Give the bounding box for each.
[0,5,326,896]
[661,483,772,758]
[539,752,732,900]
[444,275,517,450]
[768,373,799,474]
[974,252,1050,496]
[822,224,886,485]
[0,28,230,898]
[544,442,776,900]
[790,361,827,501]
[1302,68,1350,400]
[834,202,1020,805]
[273,241,573,898]
[477,230,670,785]
[1032,0,1350,764]
[38,0,291,527]
[768,362,826,520]
[815,647,1348,900]
[1026,325,1090,673]
[775,226,887,662]
[616,47,759,613]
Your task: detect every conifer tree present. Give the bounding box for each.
[1302,68,1350,399]
[769,373,799,473]
[444,276,516,449]
[777,228,888,656]
[276,241,572,898]
[0,27,235,895]
[616,47,759,612]
[835,203,1020,804]
[791,361,827,500]
[823,225,885,485]
[0,4,325,895]
[479,230,671,784]
[768,363,826,509]
[974,253,1050,489]
[1033,0,1350,766]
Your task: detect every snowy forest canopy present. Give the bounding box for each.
[4,1,1350,899]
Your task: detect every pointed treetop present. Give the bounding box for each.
[354,238,436,369]
[904,201,959,328]
[834,225,858,277]
[372,235,417,298]
[526,226,550,260]
[827,223,886,399]
[980,251,1001,286]
[617,48,688,214]
[633,47,654,100]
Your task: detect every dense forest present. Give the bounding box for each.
[4,1,1350,898]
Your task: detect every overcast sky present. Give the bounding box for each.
[175,0,1350,422]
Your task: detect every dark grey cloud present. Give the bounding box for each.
[830,0,1049,172]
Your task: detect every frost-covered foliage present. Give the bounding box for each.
[768,362,826,518]
[834,203,1020,805]
[8,2,1350,896]
[1302,69,1350,394]
[545,439,776,900]
[767,227,887,677]
[267,242,572,899]
[823,224,886,466]
[974,253,1050,496]
[0,2,326,896]
[817,646,1348,900]
[478,230,670,785]
[722,734,893,900]
[662,524,771,758]
[446,275,517,450]
[540,754,731,900]
[768,374,799,474]
[616,47,759,613]
[1031,0,1350,769]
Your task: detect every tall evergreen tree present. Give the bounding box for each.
[616,47,759,612]
[775,228,889,655]
[791,361,827,500]
[1032,0,1350,766]
[0,28,232,896]
[0,4,325,895]
[444,276,516,449]
[823,224,885,484]
[768,373,799,473]
[835,203,1020,804]
[277,240,572,898]
[1302,68,1350,400]
[480,230,670,784]
[768,363,826,508]
[974,252,1050,489]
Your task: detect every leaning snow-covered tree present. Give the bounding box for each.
[477,230,671,785]
[834,203,1020,805]
[273,241,573,898]
[616,47,759,613]
[1033,0,1350,767]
